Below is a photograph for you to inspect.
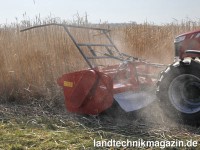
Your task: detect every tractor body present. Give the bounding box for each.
[175,29,200,59]
[157,29,200,124]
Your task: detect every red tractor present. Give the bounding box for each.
[157,30,200,124]
[21,24,200,124]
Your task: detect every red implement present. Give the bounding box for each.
[21,24,165,115]
[57,70,113,115]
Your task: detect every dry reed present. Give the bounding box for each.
[0,18,200,102]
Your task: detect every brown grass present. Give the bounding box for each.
[0,18,200,102]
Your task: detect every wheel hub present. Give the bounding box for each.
[168,74,200,114]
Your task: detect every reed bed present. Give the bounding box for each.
[0,18,200,102]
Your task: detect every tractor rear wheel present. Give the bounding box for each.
[156,57,200,125]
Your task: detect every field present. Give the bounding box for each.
[1,18,200,149]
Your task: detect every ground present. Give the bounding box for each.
[0,98,200,150]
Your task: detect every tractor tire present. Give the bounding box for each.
[156,57,200,125]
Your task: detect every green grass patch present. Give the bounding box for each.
[0,117,97,149]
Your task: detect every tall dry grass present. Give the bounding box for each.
[0,18,200,102]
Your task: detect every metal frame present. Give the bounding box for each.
[21,23,166,72]
[21,23,137,68]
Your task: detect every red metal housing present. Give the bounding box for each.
[57,61,160,115]
[57,70,113,115]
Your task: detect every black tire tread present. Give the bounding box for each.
[156,57,200,125]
